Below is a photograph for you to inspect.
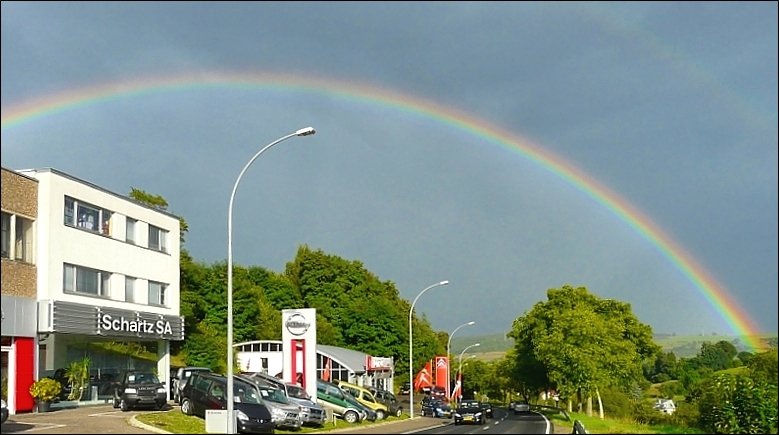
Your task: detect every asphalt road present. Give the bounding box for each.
[1,403,163,434]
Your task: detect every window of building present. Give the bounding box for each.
[125,276,136,303]
[65,196,112,236]
[2,212,34,262]
[148,225,167,252]
[149,281,167,306]
[15,216,34,263]
[126,218,136,244]
[1,212,10,258]
[63,263,110,297]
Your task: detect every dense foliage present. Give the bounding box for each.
[177,244,444,382]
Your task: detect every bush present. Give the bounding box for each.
[29,378,62,402]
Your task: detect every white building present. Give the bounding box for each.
[5,167,184,410]
[235,340,395,393]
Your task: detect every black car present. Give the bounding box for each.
[399,382,411,395]
[421,398,452,418]
[453,399,485,425]
[112,370,167,411]
[181,372,275,434]
[482,402,494,418]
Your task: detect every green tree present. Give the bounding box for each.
[507,285,658,417]
[698,373,778,434]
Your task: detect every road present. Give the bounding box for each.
[1,403,161,434]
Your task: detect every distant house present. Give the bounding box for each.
[653,399,676,415]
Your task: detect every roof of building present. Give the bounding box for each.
[318,344,368,375]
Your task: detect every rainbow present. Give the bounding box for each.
[0,71,764,351]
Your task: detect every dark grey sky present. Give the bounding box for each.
[2,2,776,339]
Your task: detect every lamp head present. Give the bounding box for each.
[439,280,449,286]
[467,321,475,326]
[296,127,316,136]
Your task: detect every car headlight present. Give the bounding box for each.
[236,409,249,421]
[156,387,167,393]
[271,407,286,421]
[299,406,310,413]
[454,412,461,417]
[124,388,137,394]
[475,412,482,417]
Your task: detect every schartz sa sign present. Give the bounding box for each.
[100,313,173,335]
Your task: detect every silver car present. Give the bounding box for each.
[284,382,327,427]
[514,400,530,413]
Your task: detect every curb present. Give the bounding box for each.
[129,412,174,434]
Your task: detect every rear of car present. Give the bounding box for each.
[514,400,530,413]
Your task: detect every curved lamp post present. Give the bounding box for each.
[446,321,475,399]
[455,343,480,407]
[226,127,316,433]
[408,280,449,419]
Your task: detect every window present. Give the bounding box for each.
[148,225,167,252]
[65,196,112,236]
[126,218,136,244]
[1,212,10,258]
[125,276,136,303]
[149,281,167,306]
[14,216,34,263]
[63,263,110,297]
[2,212,34,262]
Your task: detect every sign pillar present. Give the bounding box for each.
[282,308,317,400]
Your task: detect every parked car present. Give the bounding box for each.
[283,382,327,427]
[453,399,485,425]
[399,382,411,395]
[180,372,274,434]
[513,400,530,413]
[241,377,302,430]
[112,370,167,411]
[372,388,403,417]
[316,379,367,424]
[336,381,389,420]
[243,372,326,427]
[421,398,452,418]
[173,366,212,404]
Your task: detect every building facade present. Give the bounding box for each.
[1,168,40,414]
[235,340,395,393]
[1,167,184,414]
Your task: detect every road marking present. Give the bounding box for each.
[88,410,127,417]
[20,423,67,432]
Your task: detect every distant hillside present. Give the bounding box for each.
[451,333,513,355]
[452,332,777,360]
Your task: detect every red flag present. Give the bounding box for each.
[413,360,433,391]
[450,371,462,401]
[322,357,332,382]
[434,356,449,389]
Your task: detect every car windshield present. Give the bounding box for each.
[286,384,309,400]
[259,386,288,404]
[128,373,159,384]
[234,381,262,405]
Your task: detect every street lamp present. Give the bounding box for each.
[408,280,449,419]
[455,343,480,407]
[226,127,316,433]
[446,321,475,400]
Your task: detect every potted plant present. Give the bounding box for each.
[64,356,91,400]
[29,378,62,412]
